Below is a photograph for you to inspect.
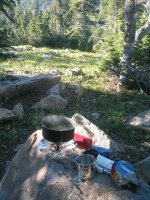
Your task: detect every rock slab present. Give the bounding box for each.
[1,114,150,200]
[0,75,61,100]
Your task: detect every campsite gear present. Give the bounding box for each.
[41,115,75,150]
[73,133,93,149]
[96,154,114,173]
[75,154,96,181]
[111,160,139,187]
[94,163,104,174]
[38,138,76,153]
[84,146,113,158]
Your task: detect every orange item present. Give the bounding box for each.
[73,133,93,149]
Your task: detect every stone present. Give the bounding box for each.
[12,103,24,119]
[65,67,83,76]
[1,128,150,200]
[128,110,150,131]
[0,108,15,123]
[32,94,67,110]
[41,54,53,60]
[72,113,122,156]
[1,51,16,56]
[24,70,30,74]
[91,112,100,121]
[0,74,61,100]
[46,84,66,95]
[134,156,150,184]
[18,55,25,61]
[48,69,61,76]
[75,86,86,96]
[5,69,15,73]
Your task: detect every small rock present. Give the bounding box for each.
[46,84,66,95]
[18,55,25,61]
[24,70,30,74]
[87,74,94,79]
[32,95,67,110]
[91,112,100,121]
[134,156,150,184]
[48,69,61,76]
[0,108,15,123]
[64,48,70,53]
[128,110,150,131]
[12,103,24,119]
[75,86,86,96]
[41,54,53,61]
[78,75,83,81]
[65,67,83,76]
[5,68,15,73]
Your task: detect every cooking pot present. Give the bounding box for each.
[41,115,75,143]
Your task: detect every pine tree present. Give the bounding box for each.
[0,0,15,48]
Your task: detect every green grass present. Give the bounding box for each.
[0,45,150,162]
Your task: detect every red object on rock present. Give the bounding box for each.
[73,133,93,149]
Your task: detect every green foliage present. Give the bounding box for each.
[134,34,150,66]
[93,0,124,72]
[0,0,15,48]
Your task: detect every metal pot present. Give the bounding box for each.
[41,115,75,143]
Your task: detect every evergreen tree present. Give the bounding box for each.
[0,0,15,48]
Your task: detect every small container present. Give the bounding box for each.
[96,155,114,173]
[75,154,96,181]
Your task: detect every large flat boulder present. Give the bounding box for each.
[1,114,150,200]
[128,110,150,131]
[0,75,61,100]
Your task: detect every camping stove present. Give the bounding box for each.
[38,138,76,157]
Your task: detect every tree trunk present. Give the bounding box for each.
[120,0,136,76]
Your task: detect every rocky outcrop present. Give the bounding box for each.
[0,75,61,100]
[128,110,150,131]
[32,94,67,110]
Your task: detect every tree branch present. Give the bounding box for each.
[135,20,150,43]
